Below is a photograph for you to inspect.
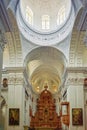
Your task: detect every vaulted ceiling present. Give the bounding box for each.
[1,0,87,95]
[20,0,71,32]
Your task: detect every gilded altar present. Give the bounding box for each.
[30,87,61,129]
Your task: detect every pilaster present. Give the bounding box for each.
[61,68,86,130]
[2,67,25,130]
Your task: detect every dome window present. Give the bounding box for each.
[26,6,33,25]
[42,15,50,30]
[57,5,65,25]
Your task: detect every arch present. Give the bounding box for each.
[3,8,23,68]
[23,46,67,94]
[69,7,87,67]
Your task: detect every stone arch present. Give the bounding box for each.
[23,46,67,94]
[69,7,87,67]
[3,7,23,68]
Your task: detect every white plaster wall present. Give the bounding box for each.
[84,89,87,130]
[7,85,24,130]
[20,34,36,61]
[0,109,4,130]
[67,85,85,130]
[56,33,72,61]
[85,106,87,130]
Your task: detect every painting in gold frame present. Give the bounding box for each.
[9,108,20,125]
[72,108,83,125]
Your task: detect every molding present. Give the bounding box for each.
[67,67,87,73]
[2,67,24,74]
[2,67,24,84]
[0,30,7,50]
[8,76,23,84]
[16,3,75,46]
[65,67,87,85]
[65,77,84,86]
[59,67,87,95]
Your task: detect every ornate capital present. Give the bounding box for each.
[8,74,24,85]
[8,77,23,85]
[66,77,84,86]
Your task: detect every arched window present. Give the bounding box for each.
[26,6,33,25]
[57,6,65,25]
[42,15,50,29]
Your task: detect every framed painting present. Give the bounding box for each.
[9,108,20,125]
[72,108,83,125]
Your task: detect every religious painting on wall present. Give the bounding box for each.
[9,108,20,125]
[84,78,87,87]
[72,108,83,125]
[3,78,8,88]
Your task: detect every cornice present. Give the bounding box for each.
[2,67,24,74]
[67,67,87,73]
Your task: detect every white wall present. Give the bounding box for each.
[67,85,85,130]
[6,73,24,130]
[84,89,87,130]
[7,85,24,130]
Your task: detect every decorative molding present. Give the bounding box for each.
[17,4,75,45]
[65,67,87,85]
[69,30,85,67]
[65,77,84,85]
[8,76,23,84]
[2,67,24,73]
[59,67,87,98]
[67,67,87,73]
[0,30,7,50]
[2,67,24,84]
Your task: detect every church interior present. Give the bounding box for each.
[0,0,87,130]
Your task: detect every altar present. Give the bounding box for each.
[30,86,61,129]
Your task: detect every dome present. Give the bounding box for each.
[20,0,71,33]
